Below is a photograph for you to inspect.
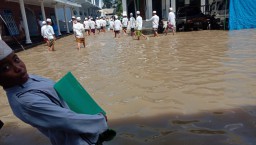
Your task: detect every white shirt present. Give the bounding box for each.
[129,17,136,28]
[83,21,90,29]
[88,19,92,28]
[109,21,114,29]
[146,15,159,29]
[73,22,85,38]
[90,21,96,29]
[102,20,107,27]
[122,17,128,27]
[42,25,55,40]
[41,25,47,38]
[99,19,104,27]
[96,19,101,28]
[114,19,122,31]
[136,16,143,30]
[168,12,176,26]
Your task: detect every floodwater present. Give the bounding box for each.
[1,30,256,145]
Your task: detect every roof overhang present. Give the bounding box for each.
[5,0,81,8]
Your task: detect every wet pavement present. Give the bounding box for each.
[0,29,256,145]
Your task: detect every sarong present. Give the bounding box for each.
[76,37,85,43]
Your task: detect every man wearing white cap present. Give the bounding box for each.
[146,10,160,37]
[83,17,90,36]
[135,11,147,40]
[73,17,85,50]
[122,12,128,35]
[113,15,122,38]
[101,17,107,33]
[0,40,112,145]
[109,18,114,32]
[165,7,176,35]
[40,21,48,45]
[89,18,96,35]
[71,16,77,26]
[95,17,101,34]
[42,18,56,51]
[129,13,136,37]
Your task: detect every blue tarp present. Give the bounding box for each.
[229,0,256,30]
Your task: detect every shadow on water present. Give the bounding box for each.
[1,106,255,145]
[106,105,256,145]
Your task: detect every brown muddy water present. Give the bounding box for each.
[0,30,256,145]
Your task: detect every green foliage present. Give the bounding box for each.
[113,0,123,16]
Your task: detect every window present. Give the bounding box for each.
[73,10,77,15]
[1,10,19,36]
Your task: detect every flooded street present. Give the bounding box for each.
[1,30,256,145]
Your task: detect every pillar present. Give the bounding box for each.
[146,0,152,19]
[122,0,127,13]
[166,0,170,18]
[19,0,32,44]
[201,0,206,14]
[63,6,70,33]
[171,0,176,12]
[185,0,190,5]
[54,4,61,36]
[40,0,46,21]
[99,0,102,8]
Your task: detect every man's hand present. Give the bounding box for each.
[100,113,107,122]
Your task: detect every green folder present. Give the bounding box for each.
[54,72,106,115]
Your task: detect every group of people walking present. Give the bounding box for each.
[40,7,176,51]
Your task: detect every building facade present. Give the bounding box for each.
[0,0,101,45]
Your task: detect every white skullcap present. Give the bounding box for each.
[153,11,156,14]
[46,18,51,23]
[136,11,140,14]
[72,16,76,19]
[85,17,88,20]
[130,13,133,16]
[115,15,118,19]
[42,21,46,25]
[0,40,13,61]
[169,7,173,11]
[76,17,81,21]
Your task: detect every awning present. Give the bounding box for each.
[6,0,81,8]
[54,0,82,7]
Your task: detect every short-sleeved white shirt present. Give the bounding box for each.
[109,21,114,29]
[41,25,47,38]
[168,12,176,26]
[147,15,159,29]
[42,25,55,40]
[83,21,90,29]
[114,20,122,31]
[122,17,128,27]
[96,19,101,28]
[90,21,96,29]
[73,22,85,38]
[102,20,106,27]
[129,17,136,28]
[136,16,143,30]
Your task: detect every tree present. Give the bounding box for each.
[113,0,122,16]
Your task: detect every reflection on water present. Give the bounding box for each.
[1,30,256,145]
